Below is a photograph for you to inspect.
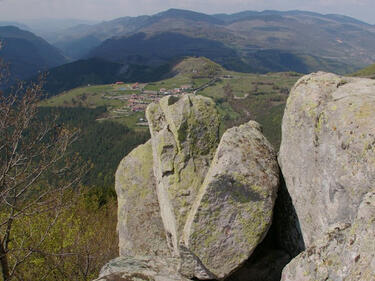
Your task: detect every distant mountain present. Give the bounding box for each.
[88,32,355,74]
[0,21,30,30]
[0,26,67,87]
[88,32,236,66]
[54,35,102,60]
[25,18,100,46]
[51,9,224,57]
[50,9,375,73]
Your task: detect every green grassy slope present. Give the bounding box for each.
[352,63,375,78]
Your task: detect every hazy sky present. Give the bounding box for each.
[0,0,374,24]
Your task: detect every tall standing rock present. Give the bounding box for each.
[279,72,375,247]
[182,121,279,279]
[146,95,220,256]
[115,141,170,257]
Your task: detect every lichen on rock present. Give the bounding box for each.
[182,121,279,279]
[115,140,170,257]
[146,94,220,256]
[281,192,375,281]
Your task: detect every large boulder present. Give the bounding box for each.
[146,95,220,256]
[182,121,279,278]
[115,141,170,257]
[281,191,375,281]
[279,72,375,247]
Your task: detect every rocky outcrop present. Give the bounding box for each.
[99,94,280,281]
[146,95,220,258]
[279,72,375,247]
[279,72,375,281]
[115,140,170,257]
[281,192,375,281]
[97,72,375,281]
[182,121,279,278]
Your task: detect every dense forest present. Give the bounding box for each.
[37,106,150,203]
[1,99,150,279]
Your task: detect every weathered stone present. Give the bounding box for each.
[93,256,190,281]
[279,72,375,247]
[281,191,375,281]
[146,94,220,256]
[182,121,279,279]
[115,140,170,257]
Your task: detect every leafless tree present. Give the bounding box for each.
[0,51,83,280]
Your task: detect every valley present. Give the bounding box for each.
[1,5,375,280]
[42,57,301,146]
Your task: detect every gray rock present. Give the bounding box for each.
[93,256,190,281]
[115,141,170,257]
[281,191,375,281]
[279,72,375,247]
[182,121,279,279]
[146,94,220,256]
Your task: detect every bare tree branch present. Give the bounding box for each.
[0,50,85,280]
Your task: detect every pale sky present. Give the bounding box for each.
[0,0,374,24]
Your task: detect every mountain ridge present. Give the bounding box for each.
[0,26,67,87]
[48,9,375,72]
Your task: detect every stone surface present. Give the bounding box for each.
[93,256,190,281]
[281,191,375,281]
[279,72,375,247]
[115,140,170,257]
[182,121,279,279]
[146,94,220,256]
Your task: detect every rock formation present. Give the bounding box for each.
[279,72,375,281]
[146,95,220,259]
[182,121,279,278]
[96,94,280,280]
[279,72,375,247]
[115,140,170,257]
[96,72,375,281]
